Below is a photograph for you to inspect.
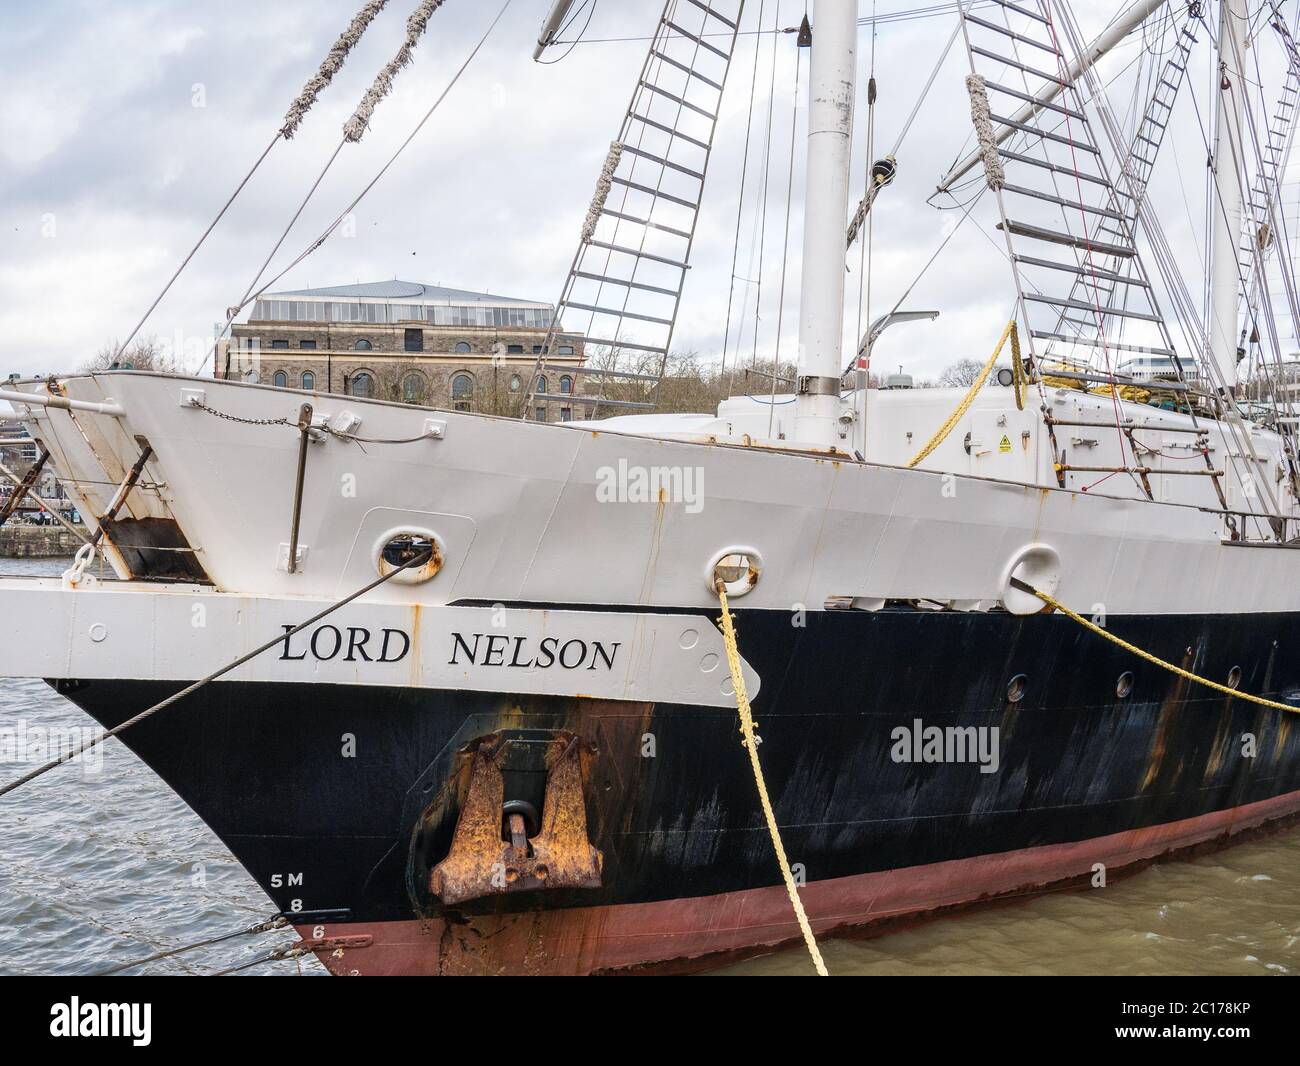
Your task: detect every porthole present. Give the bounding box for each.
[1116,671,1134,698]
[1227,665,1242,690]
[1006,674,1027,703]
[706,547,762,598]
[374,529,443,585]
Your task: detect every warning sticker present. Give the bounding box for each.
[998,434,1012,453]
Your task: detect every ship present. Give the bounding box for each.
[2,0,1300,975]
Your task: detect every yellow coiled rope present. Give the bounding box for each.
[715,583,829,976]
[907,320,1021,468]
[1016,579,1300,714]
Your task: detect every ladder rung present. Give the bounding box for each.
[684,0,737,31]
[999,149,1110,187]
[621,143,705,180]
[599,208,692,239]
[636,80,715,121]
[1000,182,1124,221]
[579,336,668,354]
[665,19,731,60]
[971,45,1067,86]
[1000,220,1135,257]
[1158,78,1179,92]
[990,114,1098,151]
[1032,331,1177,358]
[651,49,724,91]
[609,176,698,210]
[628,111,710,151]
[984,80,1085,120]
[1012,255,1150,287]
[964,13,1059,54]
[565,301,673,326]
[573,271,680,297]
[1024,294,1162,322]
[990,0,1049,24]
[543,363,664,382]
[585,237,689,269]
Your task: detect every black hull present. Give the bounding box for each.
[51,605,1300,936]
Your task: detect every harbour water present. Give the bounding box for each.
[1,557,1296,977]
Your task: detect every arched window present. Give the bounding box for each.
[453,341,472,354]
[301,371,316,390]
[348,371,375,399]
[451,372,474,412]
[273,370,288,388]
[535,375,547,394]
[559,375,572,394]
[402,372,427,405]
[354,339,373,350]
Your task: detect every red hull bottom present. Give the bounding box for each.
[298,789,1300,975]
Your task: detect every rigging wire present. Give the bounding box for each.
[720,0,771,397]
[197,0,514,376]
[767,30,804,436]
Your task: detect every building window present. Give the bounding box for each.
[271,339,290,349]
[348,371,375,399]
[535,376,547,393]
[507,344,524,354]
[535,407,546,423]
[532,345,543,354]
[451,371,474,412]
[453,341,472,354]
[302,371,316,390]
[558,345,575,355]
[509,373,521,392]
[300,339,317,349]
[559,375,572,394]
[354,339,373,350]
[273,370,288,388]
[404,328,424,352]
[560,407,572,422]
[402,372,427,405]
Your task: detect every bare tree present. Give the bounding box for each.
[81,336,181,374]
[937,358,985,388]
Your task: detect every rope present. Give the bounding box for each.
[95,916,289,976]
[580,141,624,243]
[1013,579,1300,714]
[964,73,1005,191]
[715,582,829,977]
[906,320,1017,468]
[283,0,392,138]
[0,548,434,799]
[344,0,445,142]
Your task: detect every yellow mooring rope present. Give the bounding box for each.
[715,583,830,976]
[907,319,1021,468]
[1017,580,1300,714]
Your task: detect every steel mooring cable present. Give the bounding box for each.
[95,916,290,976]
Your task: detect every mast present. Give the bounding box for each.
[793,0,859,449]
[1209,0,1250,392]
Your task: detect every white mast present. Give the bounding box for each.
[793,0,858,449]
[1209,0,1250,392]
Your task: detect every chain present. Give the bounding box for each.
[191,401,293,427]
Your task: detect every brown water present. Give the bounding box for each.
[719,828,1300,976]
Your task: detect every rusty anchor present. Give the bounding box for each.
[429,730,603,906]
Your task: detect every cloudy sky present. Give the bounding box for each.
[0,0,1290,384]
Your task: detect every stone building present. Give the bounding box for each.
[218,280,585,420]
